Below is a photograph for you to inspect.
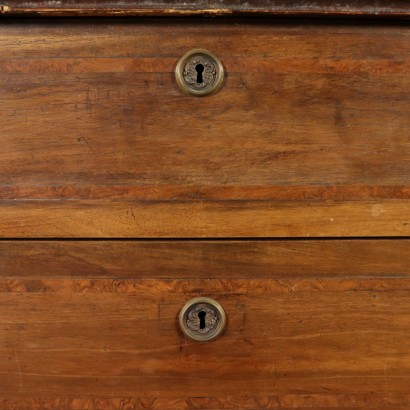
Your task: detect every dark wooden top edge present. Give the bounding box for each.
[1,1,409,18]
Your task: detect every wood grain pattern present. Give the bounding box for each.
[1,0,409,17]
[2,396,410,410]
[2,12,409,410]
[0,199,409,238]
[0,240,409,408]
[1,20,409,237]
[2,239,409,279]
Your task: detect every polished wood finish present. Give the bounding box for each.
[2,240,409,279]
[2,9,409,409]
[1,0,409,17]
[1,397,410,409]
[0,240,409,408]
[0,200,409,238]
[1,19,409,237]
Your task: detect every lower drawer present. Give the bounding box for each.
[1,240,410,409]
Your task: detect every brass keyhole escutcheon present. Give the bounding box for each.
[175,49,225,96]
[179,297,227,342]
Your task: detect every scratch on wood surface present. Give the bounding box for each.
[272,364,278,394]
[14,351,22,393]
[384,360,388,391]
[0,5,10,13]
[164,8,233,15]
[371,204,385,217]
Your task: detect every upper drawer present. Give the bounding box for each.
[1,19,409,237]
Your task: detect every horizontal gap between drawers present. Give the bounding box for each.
[0,237,409,241]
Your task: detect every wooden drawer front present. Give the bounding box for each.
[1,19,409,238]
[1,240,410,409]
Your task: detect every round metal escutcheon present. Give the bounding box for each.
[175,49,225,96]
[179,297,227,342]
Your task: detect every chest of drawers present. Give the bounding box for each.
[1,1,409,409]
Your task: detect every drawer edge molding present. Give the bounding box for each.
[1,0,410,18]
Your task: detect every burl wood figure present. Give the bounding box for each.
[0,1,409,409]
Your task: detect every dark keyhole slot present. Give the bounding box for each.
[195,64,204,84]
[198,311,206,329]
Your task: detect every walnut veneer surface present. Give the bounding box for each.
[1,240,410,409]
[1,19,409,237]
[0,5,409,409]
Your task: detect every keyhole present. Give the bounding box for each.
[195,64,204,84]
[198,310,206,329]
